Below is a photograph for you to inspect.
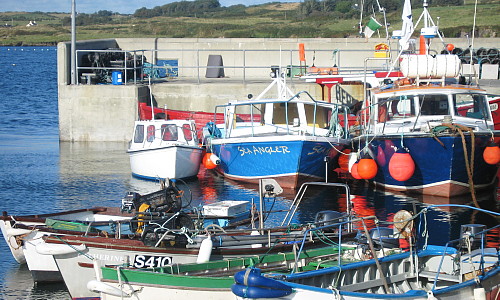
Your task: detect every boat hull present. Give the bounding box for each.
[357,133,498,197]
[211,136,346,189]
[234,247,500,300]
[128,145,203,180]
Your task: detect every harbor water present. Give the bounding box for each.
[0,47,498,299]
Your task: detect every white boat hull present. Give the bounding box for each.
[96,281,232,300]
[129,145,203,180]
[48,242,208,299]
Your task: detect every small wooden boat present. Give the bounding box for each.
[89,243,363,300]
[0,179,251,283]
[232,206,500,300]
[128,118,203,181]
[30,182,356,299]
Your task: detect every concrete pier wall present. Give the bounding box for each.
[58,37,500,142]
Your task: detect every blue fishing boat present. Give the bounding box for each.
[203,71,351,189]
[350,54,500,197]
[233,205,500,300]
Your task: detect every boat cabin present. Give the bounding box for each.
[129,119,200,150]
[216,94,350,139]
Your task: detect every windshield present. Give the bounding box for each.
[454,93,491,120]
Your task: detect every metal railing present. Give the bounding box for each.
[74,48,396,85]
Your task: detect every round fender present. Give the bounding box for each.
[231,283,292,299]
[234,268,292,291]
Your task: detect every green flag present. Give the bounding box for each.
[364,17,382,38]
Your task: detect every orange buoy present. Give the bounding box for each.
[483,143,500,165]
[388,149,415,181]
[419,36,427,55]
[446,43,455,52]
[338,149,351,171]
[299,43,306,62]
[351,162,362,179]
[202,153,219,169]
[357,157,378,179]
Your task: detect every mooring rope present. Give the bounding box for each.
[432,123,479,209]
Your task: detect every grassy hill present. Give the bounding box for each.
[0,2,498,46]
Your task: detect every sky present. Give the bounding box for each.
[0,0,301,15]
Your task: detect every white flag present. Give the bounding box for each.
[399,0,414,50]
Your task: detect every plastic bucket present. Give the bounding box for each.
[112,71,123,85]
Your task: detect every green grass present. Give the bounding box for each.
[0,2,498,46]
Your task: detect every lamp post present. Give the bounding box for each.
[71,0,76,85]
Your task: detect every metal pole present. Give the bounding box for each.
[70,0,76,85]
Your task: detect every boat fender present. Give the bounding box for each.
[250,230,262,248]
[196,235,213,263]
[35,242,86,255]
[231,283,293,299]
[87,280,130,297]
[209,153,221,165]
[473,287,486,300]
[427,291,438,300]
[348,152,358,172]
[234,268,292,291]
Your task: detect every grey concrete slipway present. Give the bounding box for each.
[57,38,500,142]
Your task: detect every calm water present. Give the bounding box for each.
[0,47,498,299]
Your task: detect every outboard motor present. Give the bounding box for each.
[121,192,141,213]
[314,210,345,232]
[369,227,399,249]
[460,224,486,251]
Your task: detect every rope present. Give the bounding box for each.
[55,235,94,260]
[433,123,479,209]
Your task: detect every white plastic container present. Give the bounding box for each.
[203,201,249,216]
[432,55,460,78]
[400,54,460,79]
[400,55,434,78]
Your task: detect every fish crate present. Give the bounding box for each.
[203,201,249,217]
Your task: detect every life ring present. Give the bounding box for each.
[375,43,389,51]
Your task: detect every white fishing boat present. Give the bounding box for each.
[128,118,203,180]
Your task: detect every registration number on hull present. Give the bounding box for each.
[132,255,173,268]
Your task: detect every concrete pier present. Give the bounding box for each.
[57,37,500,142]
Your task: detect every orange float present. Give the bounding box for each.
[202,153,219,169]
[388,149,415,181]
[357,157,378,179]
[350,162,362,179]
[483,143,500,165]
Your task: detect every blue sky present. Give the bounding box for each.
[0,0,301,14]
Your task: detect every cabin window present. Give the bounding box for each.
[304,105,330,128]
[161,124,178,141]
[134,125,144,143]
[272,103,299,125]
[454,94,490,120]
[147,125,156,142]
[378,96,415,120]
[182,124,193,141]
[419,95,449,115]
